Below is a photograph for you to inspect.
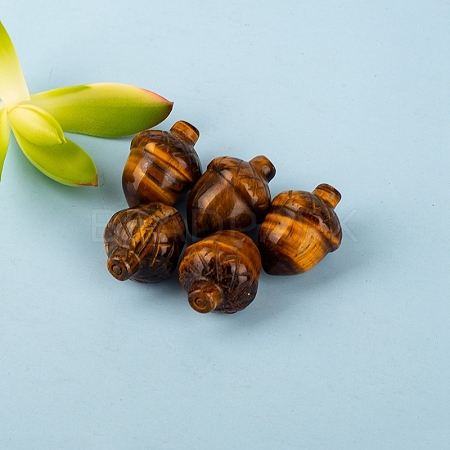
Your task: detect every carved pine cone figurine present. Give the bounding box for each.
[186,155,276,238]
[104,203,186,283]
[258,184,342,275]
[122,120,202,207]
[178,230,262,314]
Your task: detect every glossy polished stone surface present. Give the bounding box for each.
[1,2,449,449]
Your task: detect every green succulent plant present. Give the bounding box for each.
[0,22,173,186]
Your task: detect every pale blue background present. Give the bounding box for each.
[1,1,449,449]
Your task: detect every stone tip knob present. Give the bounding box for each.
[250,155,276,182]
[313,183,341,208]
[106,248,140,281]
[188,280,223,313]
[170,120,200,145]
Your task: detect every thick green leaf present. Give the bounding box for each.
[7,104,66,147]
[0,22,30,105]
[0,107,11,179]
[11,127,98,186]
[30,83,173,137]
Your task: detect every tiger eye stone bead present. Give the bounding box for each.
[186,155,276,238]
[104,202,186,283]
[178,230,262,314]
[122,120,202,207]
[258,184,342,275]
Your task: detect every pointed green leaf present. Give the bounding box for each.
[0,107,11,179]
[7,104,66,147]
[10,126,98,186]
[30,83,173,137]
[0,22,30,105]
